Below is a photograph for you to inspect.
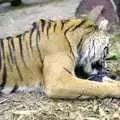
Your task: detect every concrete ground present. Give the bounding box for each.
[0,0,79,38]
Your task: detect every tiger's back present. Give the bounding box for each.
[0,21,45,93]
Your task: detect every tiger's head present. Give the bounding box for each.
[66,19,110,75]
[77,30,110,74]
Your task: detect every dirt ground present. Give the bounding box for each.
[0,91,120,120]
[0,0,120,120]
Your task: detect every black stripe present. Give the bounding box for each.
[0,39,5,60]
[0,39,3,70]
[68,55,74,63]
[23,31,30,57]
[85,24,96,29]
[0,39,8,91]
[53,22,57,32]
[17,34,23,55]
[64,25,75,35]
[77,35,87,55]
[63,19,70,24]
[61,19,69,30]
[64,25,76,59]
[65,37,75,60]
[40,19,46,32]
[71,19,87,31]
[49,19,54,22]
[10,84,18,93]
[14,57,24,81]
[0,64,7,91]
[77,30,95,55]
[11,38,15,51]
[9,38,24,81]
[85,24,97,33]
[61,20,64,30]
[64,67,72,75]
[6,36,13,40]
[17,34,28,68]
[7,37,14,64]
[26,42,30,58]
[48,19,56,31]
[29,22,36,52]
[36,27,43,63]
[46,21,51,39]
[77,38,83,51]
[7,54,13,71]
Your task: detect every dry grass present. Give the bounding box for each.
[0,89,120,120]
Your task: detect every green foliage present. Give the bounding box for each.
[115,50,120,61]
[111,34,120,42]
[109,34,120,61]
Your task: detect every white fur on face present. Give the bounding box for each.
[102,76,113,82]
[78,31,110,74]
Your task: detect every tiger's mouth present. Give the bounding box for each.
[75,58,116,82]
[74,60,105,79]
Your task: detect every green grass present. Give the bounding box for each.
[111,33,120,42]
[108,34,120,61]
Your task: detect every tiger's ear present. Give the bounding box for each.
[98,19,109,30]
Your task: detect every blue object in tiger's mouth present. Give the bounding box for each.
[88,71,116,82]
[74,64,117,82]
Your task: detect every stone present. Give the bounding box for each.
[75,0,119,23]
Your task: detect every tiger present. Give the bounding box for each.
[0,18,120,98]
